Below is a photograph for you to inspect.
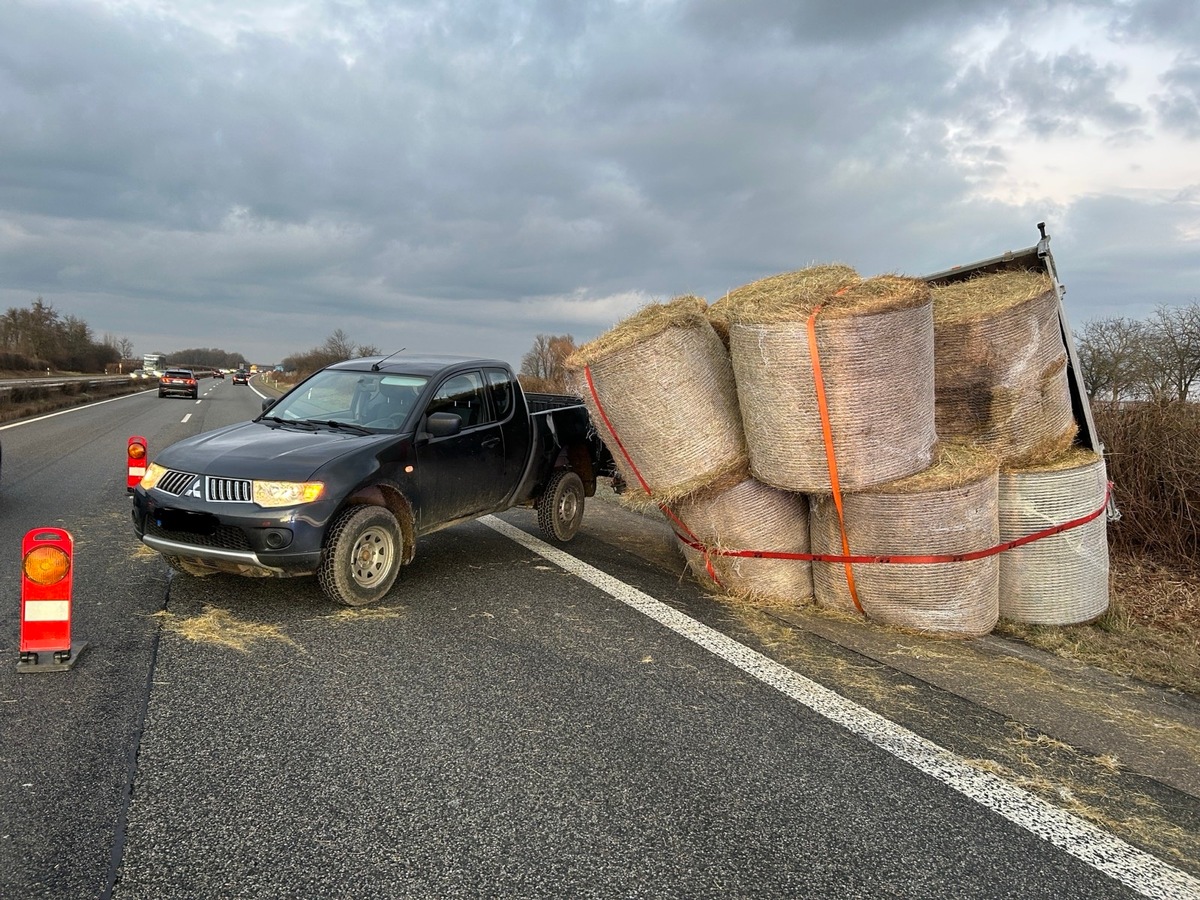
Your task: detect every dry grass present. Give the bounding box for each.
[1094,401,1200,566]
[996,551,1200,696]
[708,264,861,333]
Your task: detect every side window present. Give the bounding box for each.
[485,367,514,421]
[429,371,488,428]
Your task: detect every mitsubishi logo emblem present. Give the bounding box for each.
[185,476,204,499]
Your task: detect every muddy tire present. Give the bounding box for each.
[318,506,402,606]
[537,470,585,543]
[164,555,216,577]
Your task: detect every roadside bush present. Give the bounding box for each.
[1094,401,1200,569]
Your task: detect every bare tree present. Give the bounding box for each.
[1145,303,1200,402]
[322,329,357,360]
[519,333,577,392]
[1076,316,1153,404]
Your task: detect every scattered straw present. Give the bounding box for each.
[156,606,299,653]
[867,443,998,495]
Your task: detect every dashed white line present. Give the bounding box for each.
[181,414,191,423]
[483,515,1200,900]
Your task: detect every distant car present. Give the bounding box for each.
[233,370,249,385]
[159,368,198,399]
[129,369,147,380]
[213,370,225,379]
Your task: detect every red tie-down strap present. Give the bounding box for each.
[674,482,1112,566]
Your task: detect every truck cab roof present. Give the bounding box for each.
[325,355,513,378]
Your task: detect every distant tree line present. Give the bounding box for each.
[168,347,251,370]
[280,329,380,379]
[1077,303,1200,404]
[0,297,126,373]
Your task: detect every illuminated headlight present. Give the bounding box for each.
[140,463,167,491]
[253,481,325,508]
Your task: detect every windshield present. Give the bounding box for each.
[263,370,428,431]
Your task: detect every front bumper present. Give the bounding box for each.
[132,489,329,576]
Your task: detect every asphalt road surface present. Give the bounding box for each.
[1,379,1197,899]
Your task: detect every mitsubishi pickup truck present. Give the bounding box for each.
[130,354,615,606]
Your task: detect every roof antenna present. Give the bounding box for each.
[371,348,407,372]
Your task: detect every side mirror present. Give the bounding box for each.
[426,411,462,438]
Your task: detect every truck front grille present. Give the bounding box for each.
[155,469,252,502]
[207,476,253,502]
[158,469,198,496]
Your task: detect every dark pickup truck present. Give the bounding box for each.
[130,354,614,606]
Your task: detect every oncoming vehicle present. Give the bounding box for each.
[130,355,615,607]
[158,368,198,399]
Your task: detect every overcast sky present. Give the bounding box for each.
[1,0,1197,368]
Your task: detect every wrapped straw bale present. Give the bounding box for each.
[932,271,1077,465]
[998,450,1109,625]
[566,296,747,502]
[720,270,937,492]
[672,477,813,603]
[810,446,1000,637]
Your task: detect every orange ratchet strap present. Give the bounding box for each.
[806,305,864,614]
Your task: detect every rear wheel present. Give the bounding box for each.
[538,470,585,543]
[318,506,403,606]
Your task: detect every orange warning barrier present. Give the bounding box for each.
[17,528,83,672]
[127,435,148,492]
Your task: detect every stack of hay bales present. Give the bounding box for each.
[569,259,1106,638]
[566,295,747,502]
[998,449,1109,624]
[810,446,1001,637]
[932,271,1076,465]
[715,270,936,492]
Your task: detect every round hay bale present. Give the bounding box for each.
[933,271,1076,464]
[727,275,936,492]
[810,445,1000,637]
[672,477,813,603]
[566,295,747,502]
[998,450,1109,625]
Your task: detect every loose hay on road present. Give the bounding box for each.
[155,607,299,653]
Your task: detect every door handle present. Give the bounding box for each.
[482,438,501,448]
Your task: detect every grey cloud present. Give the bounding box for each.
[0,0,1194,369]
[952,39,1146,140]
[1155,59,1200,137]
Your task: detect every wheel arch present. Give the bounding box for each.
[339,481,416,565]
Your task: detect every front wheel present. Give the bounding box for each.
[538,470,585,543]
[318,506,403,606]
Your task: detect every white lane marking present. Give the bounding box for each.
[483,515,1200,900]
[181,414,192,423]
[0,390,154,431]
